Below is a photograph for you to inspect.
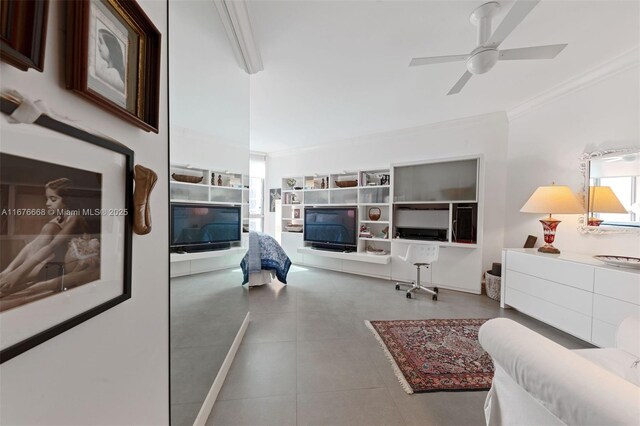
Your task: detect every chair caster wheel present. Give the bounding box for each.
[433,287,439,293]
[432,295,438,301]
[406,293,412,299]
[395,284,400,290]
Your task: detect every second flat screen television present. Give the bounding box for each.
[171,203,241,252]
[304,207,357,251]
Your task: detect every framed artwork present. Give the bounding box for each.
[0,0,49,71]
[269,188,281,213]
[66,0,161,133]
[0,96,133,363]
[293,209,300,219]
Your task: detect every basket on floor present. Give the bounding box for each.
[485,272,501,301]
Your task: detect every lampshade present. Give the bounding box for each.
[589,186,627,213]
[521,185,585,214]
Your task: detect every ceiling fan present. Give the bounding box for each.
[410,0,567,95]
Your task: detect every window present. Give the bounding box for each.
[591,176,639,225]
[249,176,263,232]
[249,154,266,232]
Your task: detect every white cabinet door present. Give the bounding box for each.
[280,232,304,264]
[432,247,481,293]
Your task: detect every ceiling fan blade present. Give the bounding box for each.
[486,0,541,48]
[447,71,472,95]
[409,54,469,67]
[499,44,567,60]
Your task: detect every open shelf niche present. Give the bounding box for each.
[392,157,479,247]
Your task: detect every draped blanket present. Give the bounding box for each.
[241,232,292,285]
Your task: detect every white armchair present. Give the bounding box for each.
[479,317,640,425]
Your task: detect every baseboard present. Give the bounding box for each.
[192,311,251,426]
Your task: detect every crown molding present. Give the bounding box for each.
[507,47,639,120]
[214,0,263,75]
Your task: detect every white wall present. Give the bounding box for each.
[505,65,640,257]
[169,0,249,175]
[0,1,169,424]
[266,111,510,274]
[170,126,249,174]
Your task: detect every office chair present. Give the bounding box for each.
[394,244,439,300]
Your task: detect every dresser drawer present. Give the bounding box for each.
[506,270,593,315]
[594,268,640,304]
[592,294,640,326]
[507,251,594,291]
[505,287,592,341]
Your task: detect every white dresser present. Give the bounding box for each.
[502,249,640,347]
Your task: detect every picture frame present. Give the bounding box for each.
[269,188,281,213]
[0,0,49,71]
[66,0,161,133]
[0,96,133,363]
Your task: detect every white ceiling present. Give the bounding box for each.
[246,0,639,153]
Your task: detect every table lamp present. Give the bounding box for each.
[520,184,585,254]
[588,186,627,226]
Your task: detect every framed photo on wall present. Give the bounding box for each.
[66,0,161,133]
[269,188,281,213]
[0,0,49,71]
[0,96,133,363]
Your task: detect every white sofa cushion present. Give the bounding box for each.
[617,314,640,358]
[479,318,640,425]
[574,348,640,387]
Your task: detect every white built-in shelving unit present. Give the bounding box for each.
[280,169,392,263]
[169,164,249,277]
[170,164,250,231]
[278,156,484,293]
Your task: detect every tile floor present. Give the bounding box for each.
[205,266,593,426]
[171,268,249,425]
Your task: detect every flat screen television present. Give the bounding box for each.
[171,203,241,252]
[304,207,357,251]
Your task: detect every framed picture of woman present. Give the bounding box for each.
[66,0,161,133]
[0,95,133,364]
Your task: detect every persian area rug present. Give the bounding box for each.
[365,318,494,394]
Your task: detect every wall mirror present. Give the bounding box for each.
[579,147,640,234]
[169,1,249,424]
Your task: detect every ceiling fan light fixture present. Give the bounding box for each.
[466,49,499,74]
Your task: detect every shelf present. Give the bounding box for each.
[170,180,209,187]
[359,185,390,189]
[358,203,389,206]
[393,200,476,205]
[360,220,389,224]
[308,203,356,207]
[170,246,245,262]
[390,238,478,249]
[359,237,390,242]
[297,247,390,264]
[170,199,242,206]
[171,181,245,191]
